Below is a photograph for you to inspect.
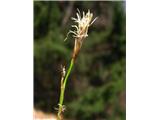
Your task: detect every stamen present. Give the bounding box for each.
[71,17,77,21]
[71,25,79,31]
[90,17,98,26]
[83,11,85,18]
[76,13,81,20]
[64,30,78,41]
[77,8,81,16]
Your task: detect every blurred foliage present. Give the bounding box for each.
[34,1,126,120]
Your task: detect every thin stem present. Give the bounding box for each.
[57,58,74,120]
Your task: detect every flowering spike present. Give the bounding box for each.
[65,9,97,59]
[72,9,97,59]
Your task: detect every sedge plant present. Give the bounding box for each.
[57,9,97,120]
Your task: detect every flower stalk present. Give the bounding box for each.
[57,9,97,120]
[57,59,74,120]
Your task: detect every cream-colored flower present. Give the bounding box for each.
[70,9,97,39]
[65,9,97,60]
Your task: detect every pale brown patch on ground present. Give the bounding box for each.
[33,109,57,120]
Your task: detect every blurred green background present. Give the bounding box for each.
[34,1,126,120]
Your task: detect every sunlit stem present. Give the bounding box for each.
[57,58,74,120]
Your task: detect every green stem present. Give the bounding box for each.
[57,58,74,120]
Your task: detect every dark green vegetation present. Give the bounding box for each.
[34,1,126,120]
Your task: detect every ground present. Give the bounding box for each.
[33,109,57,120]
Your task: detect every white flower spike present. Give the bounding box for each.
[64,9,98,60]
